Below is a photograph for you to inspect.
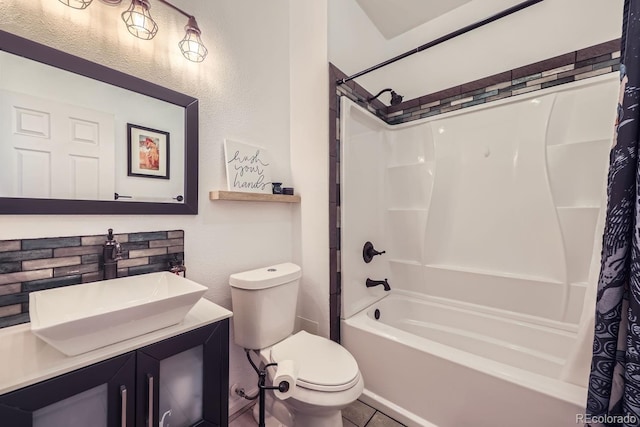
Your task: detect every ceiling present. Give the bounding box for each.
[355,0,474,39]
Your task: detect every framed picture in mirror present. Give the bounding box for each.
[127,124,170,180]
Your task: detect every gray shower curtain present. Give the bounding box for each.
[586,1,640,426]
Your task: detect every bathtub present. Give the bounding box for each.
[341,292,587,427]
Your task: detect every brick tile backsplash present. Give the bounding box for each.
[167,246,185,254]
[0,249,53,263]
[22,237,81,250]
[0,229,185,328]
[24,275,81,292]
[167,230,184,239]
[54,246,102,257]
[0,262,21,274]
[0,241,20,253]
[149,238,184,248]
[22,256,81,271]
[54,263,99,277]
[0,270,52,286]
[129,248,168,258]
[0,284,20,296]
[117,257,150,268]
[129,231,169,242]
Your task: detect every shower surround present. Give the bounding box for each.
[328,39,621,340]
[338,72,618,426]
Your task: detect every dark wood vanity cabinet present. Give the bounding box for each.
[0,352,137,427]
[0,319,229,427]
[136,319,229,427]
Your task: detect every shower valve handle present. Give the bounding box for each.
[363,241,386,263]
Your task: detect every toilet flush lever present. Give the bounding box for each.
[363,241,386,263]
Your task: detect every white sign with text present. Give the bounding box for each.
[224,139,273,194]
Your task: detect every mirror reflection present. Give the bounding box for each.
[0,51,184,203]
[0,30,198,215]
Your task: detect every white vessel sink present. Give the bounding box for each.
[29,272,207,356]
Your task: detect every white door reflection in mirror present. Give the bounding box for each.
[0,90,115,200]
[0,49,184,204]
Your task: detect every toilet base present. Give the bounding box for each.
[253,389,345,427]
[288,410,343,427]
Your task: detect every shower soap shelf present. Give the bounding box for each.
[209,190,301,203]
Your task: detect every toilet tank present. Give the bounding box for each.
[229,263,302,350]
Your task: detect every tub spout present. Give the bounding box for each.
[366,278,390,291]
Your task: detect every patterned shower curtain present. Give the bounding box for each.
[586,1,640,426]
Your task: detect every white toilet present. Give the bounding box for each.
[229,262,364,427]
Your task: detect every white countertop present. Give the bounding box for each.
[0,298,232,395]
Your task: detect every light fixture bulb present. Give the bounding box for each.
[179,17,208,63]
[59,0,93,9]
[121,0,158,40]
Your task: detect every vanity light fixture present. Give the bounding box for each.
[58,0,208,63]
[157,0,208,63]
[121,0,158,40]
[58,0,93,9]
[179,16,208,63]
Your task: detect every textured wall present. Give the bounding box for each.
[290,0,330,339]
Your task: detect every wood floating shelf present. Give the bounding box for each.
[209,191,301,203]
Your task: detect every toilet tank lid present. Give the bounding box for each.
[229,263,301,290]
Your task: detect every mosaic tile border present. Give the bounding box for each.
[328,38,621,342]
[0,230,184,328]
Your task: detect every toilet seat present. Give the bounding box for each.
[269,331,360,392]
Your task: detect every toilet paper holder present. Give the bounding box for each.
[244,349,292,427]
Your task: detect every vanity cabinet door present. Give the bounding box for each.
[0,352,135,427]
[136,319,229,427]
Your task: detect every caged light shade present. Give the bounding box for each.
[58,0,207,62]
[179,16,208,63]
[59,0,93,9]
[121,0,159,40]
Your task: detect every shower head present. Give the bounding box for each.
[390,90,404,106]
[368,88,404,106]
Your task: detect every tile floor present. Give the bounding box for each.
[229,398,406,427]
[342,399,406,427]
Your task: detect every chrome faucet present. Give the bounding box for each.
[103,228,122,280]
[366,278,390,291]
